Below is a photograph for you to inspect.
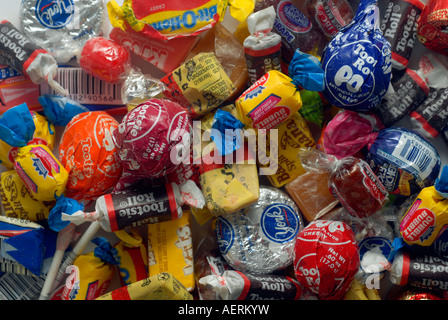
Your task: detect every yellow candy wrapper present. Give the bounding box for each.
[96,273,193,300]
[161,52,236,118]
[113,230,148,286]
[147,210,195,291]
[14,145,68,202]
[0,112,55,170]
[235,70,302,130]
[259,112,316,187]
[0,170,54,221]
[198,142,259,216]
[61,243,116,300]
[107,0,253,40]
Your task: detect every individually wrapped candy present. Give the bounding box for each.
[199,270,303,300]
[379,0,427,70]
[321,0,392,111]
[298,148,389,219]
[0,104,68,202]
[61,237,117,300]
[293,220,360,300]
[243,6,282,85]
[0,111,56,170]
[0,21,67,96]
[417,0,448,56]
[50,180,205,233]
[307,0,354,39]
[19,0,108,64]
[58,111,123,202]
[106,0,254,41]
[215,186,303,274]
[399,165,448,247]
[38,95,89,127]
[77,37,131,84]
[235,49,324,130]
[113,99,191,186]
[322,110,442,197]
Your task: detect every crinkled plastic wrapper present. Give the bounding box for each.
[20,0,108,63]
[59,111,123,201]
[0,112,55,170]
[215,186,303,274]
[113,99,192,187]
[293,220,360,300]
[321,0,392,111]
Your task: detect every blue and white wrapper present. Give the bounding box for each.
[321,0,392,111]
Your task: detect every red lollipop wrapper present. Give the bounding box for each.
[113,99,192,189]
[59,111,123,201]
[293,220,360,300]
[78,37,131,84]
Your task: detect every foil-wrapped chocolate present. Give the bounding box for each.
[19,0,107,63]
[215,186,304,275]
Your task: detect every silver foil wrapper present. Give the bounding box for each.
[215,186,304,274]
[20,0,107,63]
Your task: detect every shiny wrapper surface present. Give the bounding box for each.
[293,220,360,300]
[113,99,191,186]
[20,0,107,63]
[215,186,304,274]
[59,111,122,201]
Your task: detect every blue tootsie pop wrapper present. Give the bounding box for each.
[365,127,441,197]
[321,0,392,111]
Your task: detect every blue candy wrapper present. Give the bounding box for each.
[48,195,84,232]
[0,216,46,276]
[321,0,392,111]
[211,109,245,156]
[288,49,325,92]
[366,127,441,196]
[38,95,89,126]
[92,237,118,265]
[0,103,35,147]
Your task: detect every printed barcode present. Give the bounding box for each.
[40,67,124,105]
[399,139,432,173]
[0,272,44,300]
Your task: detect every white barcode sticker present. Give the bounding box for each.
[390,131,439,180]
[40,67,125,107]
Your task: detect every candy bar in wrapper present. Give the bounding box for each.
[243,6,282,86]
[321,0,392,111]
[147,210,195,291]
[106,0,254,40]
[293,220,360,300]
[215,186,303,274]
[59,111,123,202]
[199,270,303,300]
[96,273,193,300]
[379,0,427,70]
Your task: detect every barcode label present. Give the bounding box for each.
[40,67,124,106]
[0,272,44,300]
[391,131,438,180]
[0,257,35,277]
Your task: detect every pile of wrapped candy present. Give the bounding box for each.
[1,0,448,301]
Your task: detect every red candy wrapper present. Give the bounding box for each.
[417,0,448,56]
[307,0,354,39]
[113,99,192,188]
[59,111,123,202]
[78,37,131,84]
[293,220,360,300]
